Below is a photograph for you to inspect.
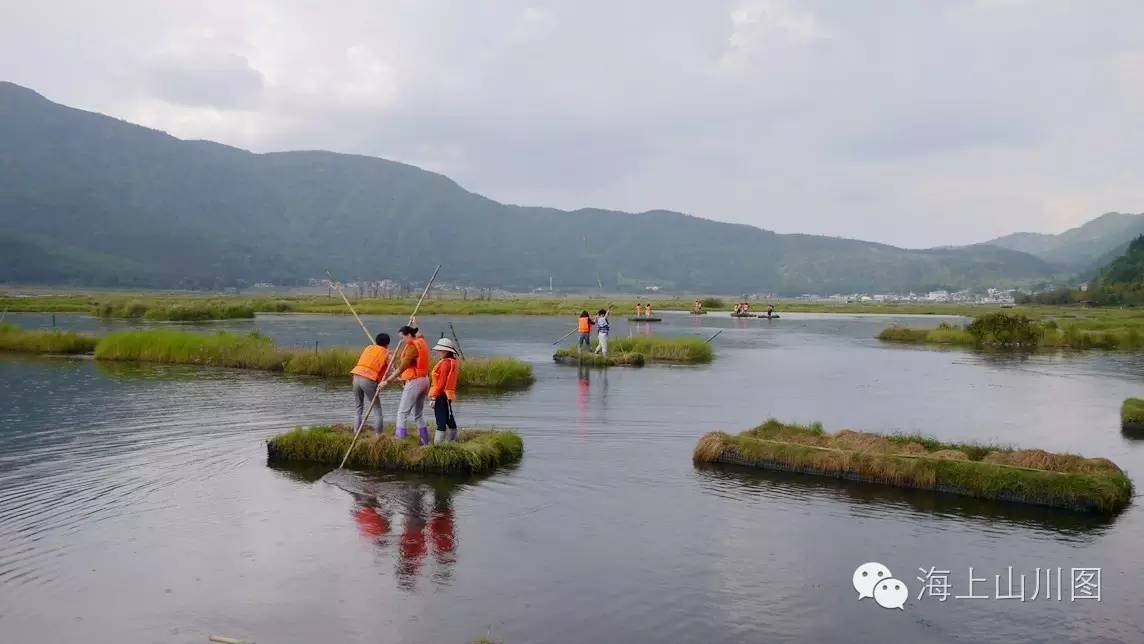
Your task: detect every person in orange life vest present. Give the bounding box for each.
[428,337,460,444]
[576,310,594,353]
[350,333,390,435]
[380,324,431,444]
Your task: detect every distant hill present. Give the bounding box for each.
[0,81,1060,293]
[985,212,1144,270]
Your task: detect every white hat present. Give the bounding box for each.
[432,337,457,352]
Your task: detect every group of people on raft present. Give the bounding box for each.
[633,303,655,318]
[350,320,460,446]
[733,302,776,316]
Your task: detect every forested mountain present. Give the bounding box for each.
[985,212,1144,270]
[1,81,1060,293]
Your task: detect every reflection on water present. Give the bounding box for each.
[3,311,1144,643]
[694,463,1117,539]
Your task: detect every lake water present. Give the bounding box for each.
[2,311,1143,643]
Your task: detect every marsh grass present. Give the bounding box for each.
[1122,398,1144,427]
[608,336,713,363]
[880,315,1144,351]
[91,329,531,388]
[694,419,1133,513]
[94,299,256,321]
[553,348,646,367]
[266,424,523,474]
[0,322,98,354]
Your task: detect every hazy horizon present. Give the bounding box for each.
[2,1,1142,247]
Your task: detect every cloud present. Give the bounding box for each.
[0,0,1142,246]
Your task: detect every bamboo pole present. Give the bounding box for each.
[325,270,374,344]
[448,321,466,360]
[705,329,724,343]
[338,265,441,469]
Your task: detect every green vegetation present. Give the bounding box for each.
[701,297,724,309]
[266,424,524,474]
[1122,398,1144,428]
[1019,233,1144,306]
[880,312,1144,350]
[94,299,255,320]
[694,419,1134,513]
[609,336,713,363]
[0,322,98,354]
[553,348,646,367]
[1,82,1069,292]
[91,329,532,388]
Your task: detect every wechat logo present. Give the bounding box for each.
[853,562,908,610]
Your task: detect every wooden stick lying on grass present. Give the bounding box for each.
[338,264,441,469]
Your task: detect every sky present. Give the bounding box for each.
[1,0,1142,248]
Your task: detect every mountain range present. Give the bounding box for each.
[0,81,1138,293]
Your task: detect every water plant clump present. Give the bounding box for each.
[553,348,646,367]
[267,424,524,474]
[0,322,99,354]
[1122,398,1144,430]
[91,329,533,388]
[693,419,1133,513]
[608,336,713,363]
[94,299,256,321]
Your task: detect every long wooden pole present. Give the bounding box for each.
[448,321,466,360]
[325,270,374,344]
[339,265,441,469]
[705,329,724,343]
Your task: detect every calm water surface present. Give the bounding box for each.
[2,311,1143,643]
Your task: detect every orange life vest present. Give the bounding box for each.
[401,336,431,380]
[577,317,590,333]
[429,356,459,400]
[350,345,389,382]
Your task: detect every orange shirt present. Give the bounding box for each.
[429,357,459,400]
[399,336,431,380]
[350,345,389,382]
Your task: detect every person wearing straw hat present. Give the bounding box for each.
[428,337,460,444]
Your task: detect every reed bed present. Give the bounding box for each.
[552,348,646,367]
[0,322,99,354]
[266,424,523,474]
[90,329,532,388]
[1122,398,1144,430]
[94,299,256,321]
[880,314,1144,351]
[608,336,713,363]
[694,419,1133,513]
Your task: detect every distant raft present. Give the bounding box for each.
[690,311,708,315]
[267,424,523,474]
[627,317,662,322]
[694,420,1133,514]
[730,313,757,318]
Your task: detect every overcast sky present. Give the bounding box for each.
[1,0,1142,247]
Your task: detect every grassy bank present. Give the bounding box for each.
[92,329,532,388]
[880,312,1144,350]
[553,348,646,367]
[0,322,98,354]
[266,424,523,474]
[694,419,1133,513]
[1122,398,1144,429]
[609,336,713,363]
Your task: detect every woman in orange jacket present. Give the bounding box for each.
[381,324,431,444]
[350,333,390,435]
[428,337,460,444]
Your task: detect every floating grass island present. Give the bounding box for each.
[0,322,97,354]
[1123,398,1144,432]
[553,336,712,366]
[93,329,533,389]
[553,348,646,367]
[267,424,523,474]
[694,420,1133,513]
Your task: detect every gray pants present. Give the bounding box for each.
[353,375,383,433]
[595,332,609,355]
[396,376,429,430]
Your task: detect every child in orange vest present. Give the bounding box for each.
[577,310,594,353]
[428,338,460,444]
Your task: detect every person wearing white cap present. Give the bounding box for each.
[428,337,460,444]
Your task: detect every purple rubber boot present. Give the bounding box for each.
[418,427,430,446]
[395,426,407,439]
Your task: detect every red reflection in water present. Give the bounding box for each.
[350,484,456,591]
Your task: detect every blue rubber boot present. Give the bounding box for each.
[395,426,407,439]
[418,427,430,446]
